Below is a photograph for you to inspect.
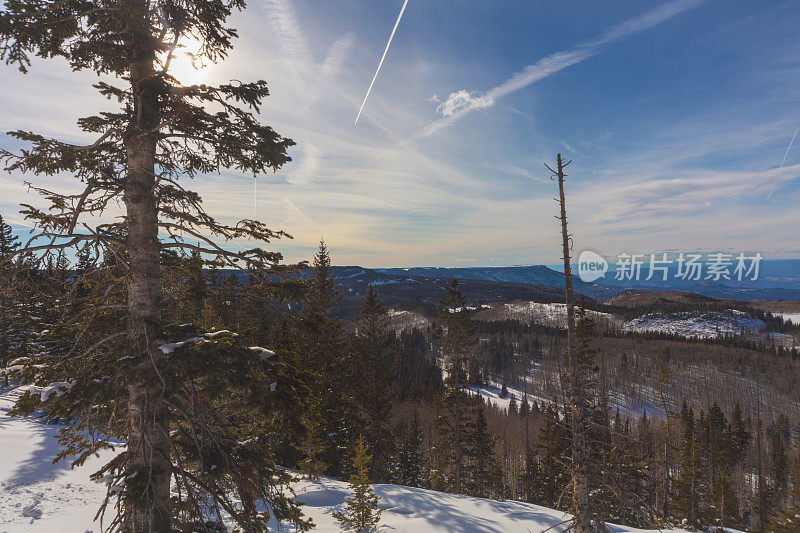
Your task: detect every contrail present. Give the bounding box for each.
[768,127,798,200]
[780,128,798,168]
[253,177,258,219]
[5,217,33,228]
[354,0,408,126]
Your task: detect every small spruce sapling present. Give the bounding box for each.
[333,436,384,532]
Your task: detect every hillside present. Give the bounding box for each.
[602,289,717,307]
[374,265,619,299]
[622,310,766,338]
[0,385,715,533]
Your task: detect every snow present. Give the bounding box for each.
[249,346,275,360]
[36,380,78,402]
[158,337,204,354]
[0,384,720,533]
[623,309,765,338]
[205,330,235,338]
[775,312,800,325]
[0,386,114,532]
[485,301,614,328]
[387,309,431,332]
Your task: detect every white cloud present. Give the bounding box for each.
[417,0,703,138]
[435,90,493,117]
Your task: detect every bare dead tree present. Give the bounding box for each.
[546,154,601,533]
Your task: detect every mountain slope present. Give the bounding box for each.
[0,385,716,533]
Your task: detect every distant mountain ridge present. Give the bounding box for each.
[369,261,800,301]
[218,261,800,303]
[373,265,616,298]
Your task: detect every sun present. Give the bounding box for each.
[162,39,209,86]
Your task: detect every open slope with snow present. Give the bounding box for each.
[476,301,615,328]
[0,385,719,533]
[622,309,766,338]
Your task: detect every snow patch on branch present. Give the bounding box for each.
[159,337,204,354]
[204,330,236,339]
[29,380,78,402]
[0,365,25,376]
[249,346,275,360]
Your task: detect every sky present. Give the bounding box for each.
[1,0,800,267]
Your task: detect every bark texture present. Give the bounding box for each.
[555,154,593,533]
[123,2,171,530]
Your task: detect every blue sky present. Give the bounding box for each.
[1,0,799,267]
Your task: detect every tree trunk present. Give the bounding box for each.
[123,2,171,530]
[554,154,593,533]
[454,364,462,494]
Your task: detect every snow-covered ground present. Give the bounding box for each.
[0,386,113,532]
[387,309,431,333]
[0,385,714,532]
[479,302,615,329]
[775,312,800,325]
[622,309,765,338]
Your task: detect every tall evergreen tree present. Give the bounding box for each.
[355,286,397,482]
[0,214,19,257]
[0,1,306,530]
[462,397,500,498]
[392,410,424,488]
[0,213,20,386]
[672,403,706,529]
[436,279,477,494]
[769,427,800,532]
[532,402,571,508]
[279,240,359,478]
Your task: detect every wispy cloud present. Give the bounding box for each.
[417,0,703,138]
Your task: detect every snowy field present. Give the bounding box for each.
[479,302,615,328]
[1,385,713,532]
[387,309,431,333]
[775,312,800,325]
[622,310,765,338]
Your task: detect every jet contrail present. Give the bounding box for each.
[253,177,258,219]
[354,0,408,126]
[768,127,798,200]
[779,128,798,168]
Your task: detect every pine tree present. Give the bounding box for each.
[436,279,477,494]
[462,396,500,498]
[771,427,789,513]
[0,214,19,257]
[0,2,306,530]
[769,428,800,532]
[305,239,339,317]
[280,240,359,478]
[519,394,531,418]
[508,395,518,416]
[672,403,705,529]
[533,402,571,509]
[0,214,21,386]
[332,436,384,532]
[392,410,424,487]
[354,286,397,482]
[520,448,545,504]
[182,250,207,322]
